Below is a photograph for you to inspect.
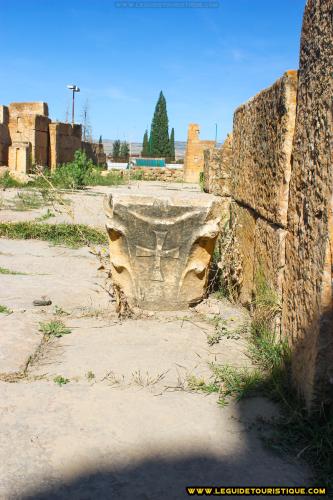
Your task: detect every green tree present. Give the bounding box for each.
[169,127,175,162]
[112,140,121,160]
[150,91,170,157]
[120,141,130,160]
[99,135,103,145]
[141,130,150,157]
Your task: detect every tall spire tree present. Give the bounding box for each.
[141,130,150,157]
[150,91,170,157]
[169,127,175,161]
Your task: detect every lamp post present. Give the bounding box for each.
[66,84,80,125]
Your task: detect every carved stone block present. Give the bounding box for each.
[105,193,225,310]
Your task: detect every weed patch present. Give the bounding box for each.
[0,172,26,189]
[39,320,71,338]
[0,221,107,248]
[0,267,27,275]
[53,376,70,386]
[0,304,12,314]
[36,209,55,221]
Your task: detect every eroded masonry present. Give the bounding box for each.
[105,190,226,310]
[0,102,106,175]
[203,0,332,410]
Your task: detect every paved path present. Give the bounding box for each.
[0,239,309,499]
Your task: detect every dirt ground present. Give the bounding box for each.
[0,183,309,499]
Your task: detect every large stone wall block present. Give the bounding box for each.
[9,102,49,117]
[49,122,82,170]
[282,0,333,410]
[221,202,257,306]
[232,71,297,226]
[105,192,225,310]
[254,218,286,302]
[8,142,31,173]
[204,134,233,196]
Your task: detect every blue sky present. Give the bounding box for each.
[1,0,305,142]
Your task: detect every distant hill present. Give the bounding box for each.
[102,140,186,159]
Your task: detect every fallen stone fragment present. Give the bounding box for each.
[105,192,227,310]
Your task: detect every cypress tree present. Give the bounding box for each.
[141,130,150,157]
[112,139,121,160]
[169,127,175,162]
[150,91,170,157]
[120,141,130,160]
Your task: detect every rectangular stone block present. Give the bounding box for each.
[254,218,286,302]
[0,143,8,166]
[9,102,49,117]
[204,134,233,196]
[232,71,297,227]
[0,105,9,125]
[220,202,257,306]
[49,122,82,170]
[282,0,333,410]
[105,191,224,310]
[8,142,31,173]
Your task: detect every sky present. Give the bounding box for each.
[1,0,305,142]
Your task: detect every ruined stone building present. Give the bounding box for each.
[204,0,332,411]
[0,102,106,174]
[183,124,215,183]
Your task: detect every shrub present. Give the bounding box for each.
[52,150,94,189]
[0,171,26,188]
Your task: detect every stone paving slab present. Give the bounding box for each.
[0,312,42,375]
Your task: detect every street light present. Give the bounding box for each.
[66,84,80,125]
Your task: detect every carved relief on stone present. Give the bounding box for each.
[105,193,224,310]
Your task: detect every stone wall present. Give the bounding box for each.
[130,166,183,182]
[7,102,50,172]
[82,141,107,166]
[215,73,297,308]
[232,71,297,227]
[183,123,215,183]
[204,0,333,410]
[203,134,233,196]
[49,122,82,171]
[0,101,84,172]
[282,0,333,409]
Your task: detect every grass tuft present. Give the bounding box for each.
[53,375,70,386]
[0,304,12,314]
[0,221,108,248]
[0,171,25,188]
[0,267,27,275]
[39,320,71,338]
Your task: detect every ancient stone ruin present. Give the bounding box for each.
[105,191,225,310]
[0,101,106,175]
[202,0,332,410]
[183,123,215,183]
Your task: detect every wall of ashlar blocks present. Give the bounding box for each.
[0,101,103,173]
[204,0,333,410]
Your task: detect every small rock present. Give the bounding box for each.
[33,297,52,307]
